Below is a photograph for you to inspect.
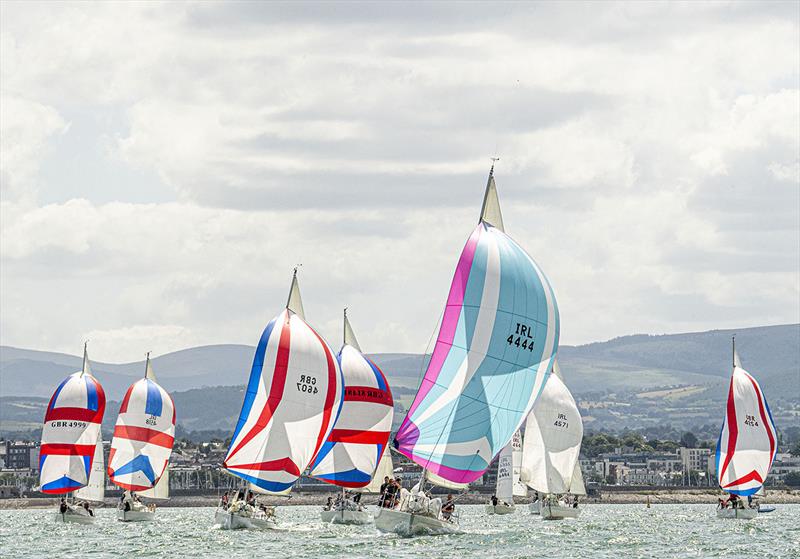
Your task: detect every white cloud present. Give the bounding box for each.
[0,1,798,361]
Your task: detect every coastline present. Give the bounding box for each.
[2,489,799,509]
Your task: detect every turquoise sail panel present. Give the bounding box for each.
[395,221,559,484]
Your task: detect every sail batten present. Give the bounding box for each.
[394,170,559,485]
[310,314,393,488]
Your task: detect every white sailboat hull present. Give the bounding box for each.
[213,507,278,530]
[320,508,372,525]
[117,508,156,522]
[540,502,581,520]
[716,507,757,519]
[374,508,458,536]
[54,507,95,524]
[485,502,515,515]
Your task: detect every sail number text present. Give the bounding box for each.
[554,413,569,428]
[297,374,318,394]
[49,421,87,429]
[744,414,759,427]
[507,322,536,351]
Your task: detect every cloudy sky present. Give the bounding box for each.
[1,1,798,363]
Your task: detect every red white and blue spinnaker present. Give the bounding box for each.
[108,355,175,492]
[310,311,394,488]
[716,349,777,496]
[223,272,344,494]
[39,345,106,494]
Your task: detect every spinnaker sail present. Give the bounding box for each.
[394,165,560,485]
[716,342,777,496]
[310,310,394,487]
[39,344,106,494]
[223,271,344,493]
[108,355,176,492]
[520,360,583,495]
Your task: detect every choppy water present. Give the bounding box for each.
[1,504,797,559]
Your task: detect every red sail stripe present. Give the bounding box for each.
[328,429,390,445]
[745,372,776,464]
[308,328,339,465]
[119,384,134,414]
[723,469,763,489]
[227,313,292,462]
[111,482,153,492]
[344,386,393,406]
[113,425,174,448]
[44,407,100,423]
[40,443,95,456]
[228,457,301,476]
[719,375,738,480]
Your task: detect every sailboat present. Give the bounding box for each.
[312,309,394,525]
[108,354,175,522]
[375,163,560,536]
[485,442,515,514]
[520,359,585,520]
[715,337,777,519]
[216,270,344,529]
[40,343,106,524]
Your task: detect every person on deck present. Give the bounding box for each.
[325,496,333,510]
[441,494,455,520]
[246,490,256,507]
[491,495,498,507]
[59,498,68,514]
[573,497,579,509]
[83,502,94,517]
[353,492,361,504]
[221,491,229,509]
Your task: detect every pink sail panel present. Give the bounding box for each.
[716,365,777,496]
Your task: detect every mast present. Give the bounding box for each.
[286,266,306,320]
[343,308,362,352]
[81,341,91,377]
[479,158,505,232]
[144,351,157,380]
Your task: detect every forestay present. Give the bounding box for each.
[39,346,106,494]
[716,350,777,496]
[310,312,394,487]
[109,356,176,492]
[520,361,583,495]
[394,167,560,485]
[223,273,344,493]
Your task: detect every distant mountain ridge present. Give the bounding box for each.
[2,324,798,436]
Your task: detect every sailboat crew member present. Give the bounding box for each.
[441,495,455,520]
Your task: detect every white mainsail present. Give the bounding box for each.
[520,360,584,495]
[495,442,514,504]
[361,447,394,493]
[511,429,527,497]
[74,432,105,503]
[139,465,169,500]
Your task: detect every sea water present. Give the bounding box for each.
[0,504,797,559]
